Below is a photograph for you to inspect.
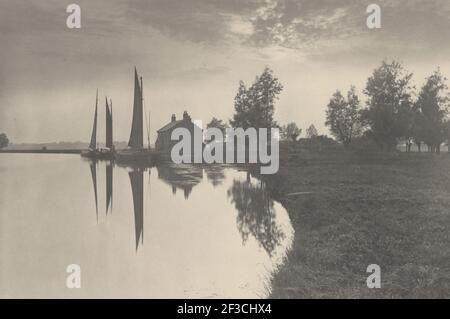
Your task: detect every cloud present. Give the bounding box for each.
[3,0,450,61]
[242,0,450,60]
[122,0,261,44]
[113,0,450,63]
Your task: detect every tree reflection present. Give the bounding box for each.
[227,173,284,256]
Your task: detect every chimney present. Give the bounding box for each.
[183,111,190,121]
[171,114,176,122]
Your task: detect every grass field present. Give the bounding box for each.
[265,148,450,298]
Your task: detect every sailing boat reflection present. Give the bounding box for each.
[86,159,113,219]
[227,172,285,257]
[85,158,150,250]
[128,168,145,250]
[106,162,113,215]
[88,159,99,220]
[84,161,210,250]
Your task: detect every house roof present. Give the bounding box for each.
[157,120,183,133]
[158,116,203,133]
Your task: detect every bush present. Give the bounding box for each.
[0,133,9,149]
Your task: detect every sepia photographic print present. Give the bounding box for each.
[1,0,450,305]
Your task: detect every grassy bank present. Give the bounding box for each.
[263,148,450,298]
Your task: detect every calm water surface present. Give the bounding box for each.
[0,154,293,298]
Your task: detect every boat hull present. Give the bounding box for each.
[81,149,115,160]
[115,149,160,166]
[97,151,115,160]
[80,150,99,158]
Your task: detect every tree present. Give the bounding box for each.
[230,67,283,129]
[410,106,424,152]
[281,122,301,141]
[206,117,228,134]
[0,133,9,149]
[361,60,414,151]
[306,124,318,138]
[206,117,228,142]
[325,86,362,148]
[415,68,449,153]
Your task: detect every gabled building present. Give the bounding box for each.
[155,111,201,156]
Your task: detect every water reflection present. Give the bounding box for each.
[204,165,226,187]
[0,155,296,297]
[88,159,98,219]
[86,161,286,258]
[227,172,285,257]
[87,160,147,250]
[106,162,113,215]
[87,159,113,219]
[87,161,208,249]
[129,168,144,250]
[157,164,203,199]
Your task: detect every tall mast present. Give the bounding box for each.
[141,76,151,150]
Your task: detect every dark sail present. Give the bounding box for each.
[110,99,113,149]
[129,169,144,250]
[89,91,98,150]
[127,68,143,149]
[106,163,113,215]
[105,98,113,149]
[89,161,98,219]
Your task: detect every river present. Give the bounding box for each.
[0,154,293,298]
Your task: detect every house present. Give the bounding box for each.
[155,111,202,156]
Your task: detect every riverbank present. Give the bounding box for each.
[264,148,450,298]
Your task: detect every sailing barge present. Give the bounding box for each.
[81,90,115,160]
[116,68,159,165]
[82,68,159,163]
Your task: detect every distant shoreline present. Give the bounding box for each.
[0,149,82,154]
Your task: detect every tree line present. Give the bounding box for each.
[202,61,449,154]
[325,60,450,153]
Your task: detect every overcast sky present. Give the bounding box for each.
[1,0,450,143]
